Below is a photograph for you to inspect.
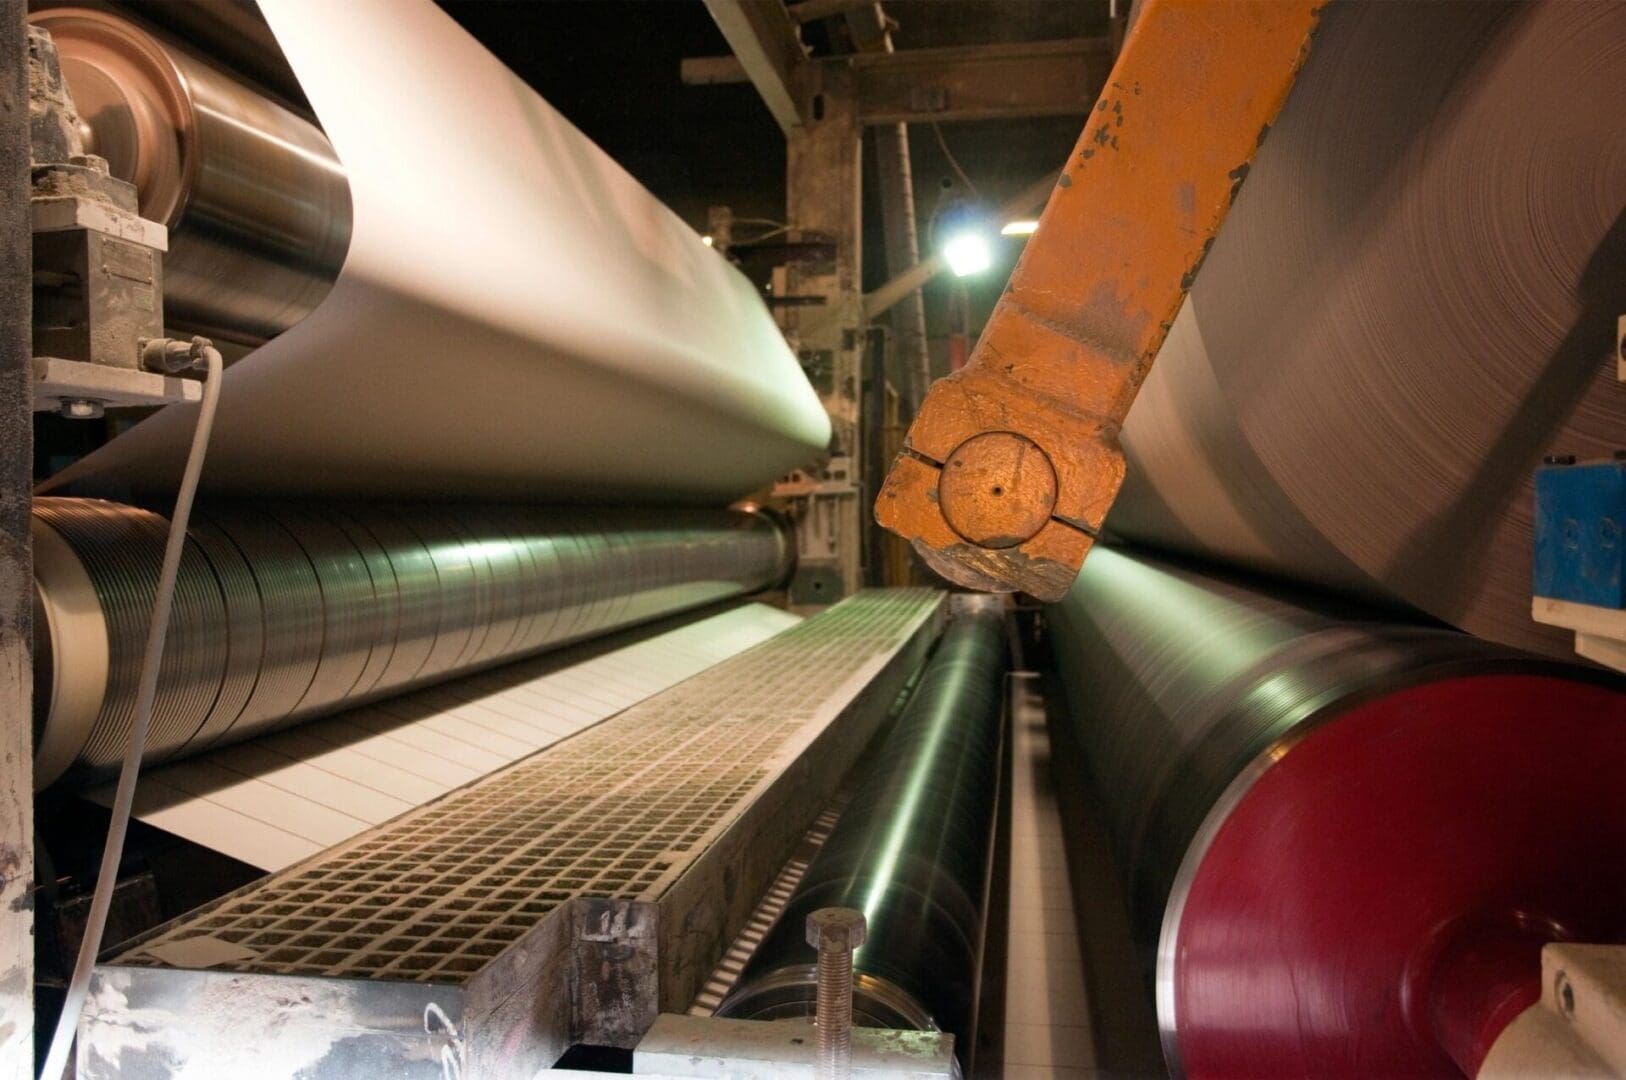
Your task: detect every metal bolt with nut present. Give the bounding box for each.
[806,906,867,1080]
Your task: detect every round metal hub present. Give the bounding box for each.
[937,431,1057,549]
[1161,673,1626,1078]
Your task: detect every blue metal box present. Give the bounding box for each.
[1533,459,1625,608]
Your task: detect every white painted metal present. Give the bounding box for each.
[1479,944,1626,1079]
[1531,597,1626,673]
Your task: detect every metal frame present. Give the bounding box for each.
[874,0,1324,600]
[79,593,946,1078]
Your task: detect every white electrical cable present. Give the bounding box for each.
[39,342,224,1080]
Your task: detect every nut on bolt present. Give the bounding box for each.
[59,399,103,420]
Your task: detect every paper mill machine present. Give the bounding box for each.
[2,1,1626,1079]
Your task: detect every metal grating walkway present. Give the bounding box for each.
[117,589,944,985]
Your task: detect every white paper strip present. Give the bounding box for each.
[96,603,802,871]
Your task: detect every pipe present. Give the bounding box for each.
[718,597,1007,1063]
[1047,547,1626,1078]
[32,499,793,788]
[29,7,351,345]
[39,341,222,1080]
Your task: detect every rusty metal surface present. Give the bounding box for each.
[0,3,34,1076]
[875,0,1323,600]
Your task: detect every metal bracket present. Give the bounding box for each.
[33,356,201,416]
[874,0,1324,600]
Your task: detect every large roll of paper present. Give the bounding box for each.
[45,0,829,505]
[1110,1,1626,658]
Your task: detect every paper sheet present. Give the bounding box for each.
[98,603,801,871]
[48,0,827,504]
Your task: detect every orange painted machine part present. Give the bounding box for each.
[875,0,1324,600]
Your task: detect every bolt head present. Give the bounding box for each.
[806,907,866,950]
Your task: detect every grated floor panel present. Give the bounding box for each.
[121,589,942,984]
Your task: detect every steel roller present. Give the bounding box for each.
[31,497,792,788]
[1111,0,1626,659]
[1047,547,1626,1078]
[29,6,350,345]
[717,598,1007,1065]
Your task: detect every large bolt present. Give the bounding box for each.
[936,431,1058,549]
[806,907,867,1080]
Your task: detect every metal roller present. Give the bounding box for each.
[1111,0,1626,658]
[1047,547,1626,1078]
[31,497,792,788]
[718,598,1007,1062]
[29,6,350,345]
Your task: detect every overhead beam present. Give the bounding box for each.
[685,37,1114,128]
[848,38,1112,125]
[700,0,810,136]
[679,54,751,86]
[789,0,882,25]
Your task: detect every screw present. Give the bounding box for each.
[807,907,866,1080]
[59,399,103,420]
[1542,454,1577,466]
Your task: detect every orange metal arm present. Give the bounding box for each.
[874,0,1323,600]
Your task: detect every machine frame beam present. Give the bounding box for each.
[682,37,1111,128]
[847,38,1111,125]
[874,0,1324,599]
[698,0,809,136]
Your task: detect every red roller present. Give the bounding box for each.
[1165,676,1626,1077]
[1048,548,1626,1078]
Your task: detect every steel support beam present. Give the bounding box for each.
[874,0,1323,600]
[684,37,1111,129]
[839,2,930,416]
[789,0,882,26]
[0,2,32,1077]
[849,38,1111,125]
[699,0,809,136]
[781,61,865,598]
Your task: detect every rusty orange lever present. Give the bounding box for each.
[875,0,1324,600]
